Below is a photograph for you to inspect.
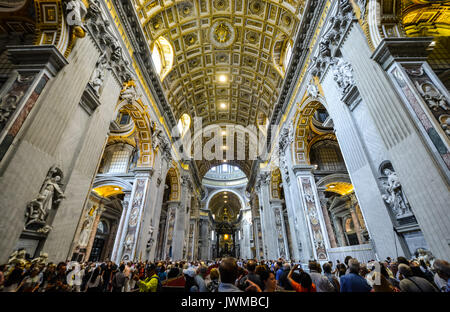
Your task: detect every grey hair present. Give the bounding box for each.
[433,259,450,276]
[398,264,413,277]
[348,258,360,273]
[283,263,291,270]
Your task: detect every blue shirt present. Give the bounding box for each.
[276,269,284,282]
[218,282,243,292]
[340,273,372,292]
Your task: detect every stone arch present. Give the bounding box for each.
[92,177,133,193]
[291,95,334,165]
[205,188,246,213]
[115,97,154,168]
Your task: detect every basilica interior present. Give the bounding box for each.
[0,0,449,265]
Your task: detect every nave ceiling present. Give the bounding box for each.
[133,0,307,179]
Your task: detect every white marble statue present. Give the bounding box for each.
[332,58,355,95]
[31,252,48,266]
[382,168,411,218]
[25,166,65,231]
[78,213,94,247]
[90,52,108,95]
[307,81,319,98]
[66,0,87,26]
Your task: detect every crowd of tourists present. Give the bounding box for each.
[1,253,449,293]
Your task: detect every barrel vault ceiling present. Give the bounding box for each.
[133,0,306,178]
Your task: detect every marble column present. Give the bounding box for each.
[370,37,450,259]
[111,191,131,262]
[333,215,347,247]
[162,201,180,259]
[0,46,68,163]
[349,194,365,245]
[239,209,252,259]
[270,199,290,260]
[257,173,279,259]
[85,205,106,261]
[293,165,329,261]
[117,175,151,262]
[321,201,338,248]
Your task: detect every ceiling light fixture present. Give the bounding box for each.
[218,74,227,82]
[220,102,227,109]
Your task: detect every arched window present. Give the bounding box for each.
[309,140,346,171]
[283,41,292,72]
[151,36,174,80]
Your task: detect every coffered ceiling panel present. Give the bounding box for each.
[133,0,306,178]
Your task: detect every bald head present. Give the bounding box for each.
[246,260,257,272]
[219,257,239,283]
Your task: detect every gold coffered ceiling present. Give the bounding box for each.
[133,0,306,177]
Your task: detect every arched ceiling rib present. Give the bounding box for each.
[209,190,241,221]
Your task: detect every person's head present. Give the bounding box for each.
[276,261,282,270]
[209,268,219,281]
[397,257,409,266]
[56,262,66,274]
[219,257,239,284]
[255,265,265,275]
[348,258,360,274]
[398,264,413,279]
[29,267,40,277]
[259,270,276,292]
[308,260,320,272]
[119,264,125,272]
[344,256,352,266]
[283,263,291,271]
[359,264,369,277]
[433,259,450,281]
[246,260,257,273]
[147,263,156,276]
[299,272,313,289]
[198,265,207,278]
[322,262,332,274]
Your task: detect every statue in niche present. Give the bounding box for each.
[381,168,412,218]
[66,0,87,36]
[31,252,48,266]
[8,249,27,268]
[416,81,449,112]
[78,209,95,247]
[307,81,319,98]
[124,234,134,251]
[25,166,65,233]
[120,80,139,103]
[146,221,155,251]
[89,51,108,95]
